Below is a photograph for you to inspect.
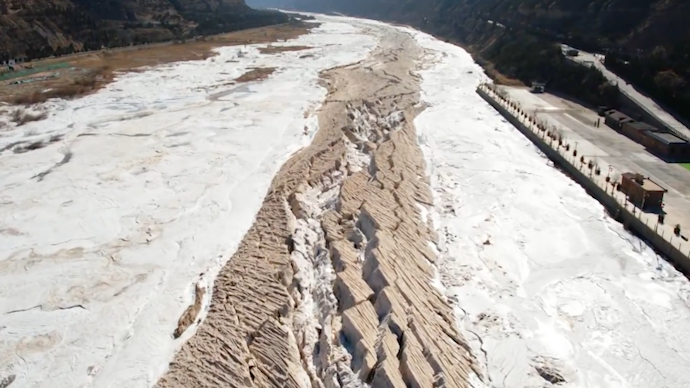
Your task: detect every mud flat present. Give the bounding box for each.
[157,18,479,388]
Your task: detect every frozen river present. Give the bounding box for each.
[413,30,690,388]
[2,12,690,388]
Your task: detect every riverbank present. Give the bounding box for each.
[410,35,690,385]
[477,84,690,276]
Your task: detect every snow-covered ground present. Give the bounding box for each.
[5,12,690,388]
[412,31,690,388]
[0,19,376,388]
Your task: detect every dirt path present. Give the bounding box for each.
[156,21,479,388]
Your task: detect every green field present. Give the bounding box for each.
[0,63,70,82]
[681,163,690,172]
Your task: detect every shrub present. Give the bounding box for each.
[10,67,106,105]
[10,109,47,126]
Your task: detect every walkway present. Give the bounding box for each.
[482,84,690,259]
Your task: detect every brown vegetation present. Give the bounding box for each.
[258,45,312,54]
[10,109,48,126]
[1,23,315,105]
[10,67,107,105]
[234,67,276,83]
[173,283,206,339]
[474,57,524,86]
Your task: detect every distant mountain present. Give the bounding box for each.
[0,0,289,61]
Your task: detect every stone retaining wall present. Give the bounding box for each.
[477,86,690,277]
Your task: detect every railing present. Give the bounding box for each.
[478,83,690,259]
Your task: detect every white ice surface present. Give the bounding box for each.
[0,17,376,388]
[412,31,690,388]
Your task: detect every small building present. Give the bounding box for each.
[621,121,658,142]
[638,128,667,148]
[621,172,667,210]
[604,109,633,131]
[642,131,690,159]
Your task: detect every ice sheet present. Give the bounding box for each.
[412,30,690,388]
[0,18,376,388]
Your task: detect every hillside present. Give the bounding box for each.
[257,0,689,119]
[266,0,689,51]
[0,0,289,61]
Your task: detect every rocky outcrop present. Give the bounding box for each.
[156,20,481,388]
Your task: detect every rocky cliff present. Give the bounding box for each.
[0,0,288,60]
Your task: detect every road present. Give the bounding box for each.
[564,46,690,140]
[503,86,690,234]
